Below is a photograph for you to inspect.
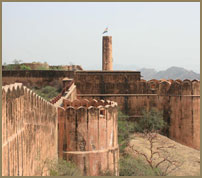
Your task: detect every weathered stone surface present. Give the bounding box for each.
[78,79,200,150]
[58,99,119,176]
[102,36,113,70]
[2,70,75,88]
[2,83,58,176]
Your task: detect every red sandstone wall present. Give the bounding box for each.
[2,70,75,88]
[169,80,200,150]
[102,36,113,70]
[50,81,77,105]
[2,83,58,176]
[58,99,119,176]
[78,79,200,150]
[2,70,200,152]
[75,71,141,94]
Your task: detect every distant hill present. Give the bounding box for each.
[140,66,200,80]
[80,64,200,80]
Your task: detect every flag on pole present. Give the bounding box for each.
[103,27,108,34]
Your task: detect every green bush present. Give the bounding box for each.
[118,110,136,152]
[99,169,115,176]
[50,66,64,70]
[36,66,49,70]
[20,64,31,70]
[134,108,167,133]
[117,109,166,176]
[32,86,61,101]
[48,159,81,176]
[119,154,160,176]
[4,64,19,70]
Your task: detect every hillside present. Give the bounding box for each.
[140,66,200,80]
[126,133,200,176]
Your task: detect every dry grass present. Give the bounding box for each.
[126,133,200,176]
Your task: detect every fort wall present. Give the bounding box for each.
[2,83,58,176]
[2,71,200,150]
[75,71,141,94]
[2,70,141,90]
[50,80,76,105]
[58,99,119,176]
[2,70,75,88]
[78,79,200,150]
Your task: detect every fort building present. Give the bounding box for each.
[2,35,200,176]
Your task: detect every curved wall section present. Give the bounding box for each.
[58,99,119,176]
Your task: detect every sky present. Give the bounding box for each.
[2,2,200,73]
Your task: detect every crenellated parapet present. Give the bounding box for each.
[139,79,200,95]
[58,98,119,176]
[62,98,117,108]
[2,83,58,176]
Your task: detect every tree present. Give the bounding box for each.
[134,108,167,134]
[12,59,22,64]
[20,64,31,70]
[128,132,183,176]
[128,108,183,176]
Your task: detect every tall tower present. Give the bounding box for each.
[102,36,113,70]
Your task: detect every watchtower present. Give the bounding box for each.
[102,36,113,70]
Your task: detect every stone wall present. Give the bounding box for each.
[58,99,119,176]
[2,70,200,151]
[78,79,200,150]
[75,71,141,94]
[50,81,77,106]
[102,36,113,70]
[49,65,83,71]
[2,70,75,88]
[2,70,141,91]
[2,83,58,176]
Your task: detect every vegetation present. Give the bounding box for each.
[129,132,182,176]
[4,64,17,70]
[118,110,136,153]
[13,59,22,64]
[119,154,161,176]
[20,64,31,70]
[32,86,61,101]
[35,157,81,176]
[3,59,32,70]
[48,158,81,176]
[36,66,49,70]
[118,108,167,152]
[134,108,167,134]
[117,108,170,176]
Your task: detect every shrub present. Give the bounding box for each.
[117,109,167,176]
[118,110,136,152]
[99,169,115,176]
[4,64,19,70]
[48,158,81,176]
[36,66,49,70]
[20,64,31,70]
[51,66,64,70]
[119,154,160,176]
[32,86,61,101]
[134,108,167,134]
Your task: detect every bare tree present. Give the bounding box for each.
[129,131,183,176]
[13,59,23,64]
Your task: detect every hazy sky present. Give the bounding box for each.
[2,2,200,72]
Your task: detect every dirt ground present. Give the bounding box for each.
[126,133,200,176]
